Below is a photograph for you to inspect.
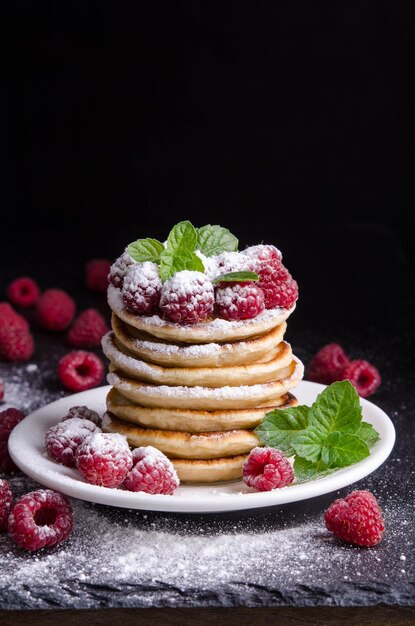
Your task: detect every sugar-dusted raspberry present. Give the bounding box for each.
[325,490,384,546]
[257,259,298,309]
[215,282,265,321]
[8,489,73,551]
[0,479,13,530]
[67,309,109,348]
[340,360,381,398]
[62,405,101,426]
[58,350,104,392]
[0,380,4,401]
[37,289,76,331]
[0,326,34,362]
[160,271,214,325]
[123,446,180,495]
[242,244,282,264]
[7,277,40,308]
[109,252,136,289]
[45,417,101,467]
[243,447,294,491]
[214,251,254,277]
[0,408,25,473]
[76,432,133,488]
[122,262,162,315]
[0,303,29,331]
[306,343,350,385]
[85,259,111,292]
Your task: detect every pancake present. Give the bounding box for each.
[102,412,260,458]
[111,313,287,368]
[172,455,248,483]
[106,388,298,431]
[107,356,304,410]
[102,332,293,387]
[108,284,295,344]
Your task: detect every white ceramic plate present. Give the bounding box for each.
[8,382,395,513]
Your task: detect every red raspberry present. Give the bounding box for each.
[7,277,40,308]
[0,479,13,530]
[256,259,298,309]
[122,262,162,314]
[37,289,76,331]
[109,252,136,289]
[45,417,101,467]
[160,271,214,324]
[243,447,294,491]
[0,380,4,401]
[76,432,133,488]
[306,343,350,385]
[123,446,180,495]
[62,405,101,426]
[242,244,282,263]
[215,282,265,321]
[8,489,73,551]
[67,309,109,348]
[0,408,25,473]
[215,251,254,276]
[340,360,381,398]
[0,326,34,362]
[324,490,384,547]
[0,303,29,331]
[85,259,111,292]
[58,351,104,392]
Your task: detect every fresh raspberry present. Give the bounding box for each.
[340,360,381,398]
[123,446,180,495]
[37,289,76,331]
[8,489,73,551]
[215,282,265,321]
[7,277,40,308]
[85,259,111,292]
[67,309,109,348]
[62,405,101,426]
[0,479,13,531]
[109,252,136,289]
[122,262,162,315]
[0,408,25,473]
[0,380,4,401]
[45,417,101,467]
[242,244,282,263]
[306,343,350,385]
[160,270,214,324]
[256,259,298,309]
[324,490,384,546]
[58,351,104,392]
[243,447,294,491]
[0,326,34,362]
[215,251,254,276]
[76,432,133,488]
[0,303,29,331]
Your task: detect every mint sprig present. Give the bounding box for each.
[212,271,259,284]
[159,221,204,281]
[127,238,165,263]
[197,225,238,257]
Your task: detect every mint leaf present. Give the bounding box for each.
[196,224,238,256]
[321,432,370,467]
[291,430,324,462]
[159,221,204,281]
[309,380,362,438]
[255,405,309,456]
[127,238,164,263]
[166,220,198,253]
[293,456,335,483]
[213,271,259,284]
[356,422,380,448]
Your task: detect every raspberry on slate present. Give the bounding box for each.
[0,303,29,331]
[7,277,40,308]
[340,360,381,398]
[242,244,282,263]
[62,405,101,426]
[215,282,265,321]
[76,432,133,488]
[67,309,109,348]
[58,351,104,392]
[37,289,76,331]
[85,259,111,292]
[0,326,34,362]
[160,270,214,325]
[0,408,25,473]
[306,343,350,385]
[8,489,73,551]
[324,490,385,547]
[0,380,4,401]
[109,252,136,289]
[243,447,294,492]
[122,262,162,315]
[45,417,101,467]
[123,446,180,495]
[0,479,13,531]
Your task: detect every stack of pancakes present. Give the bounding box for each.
[102,284,304,483]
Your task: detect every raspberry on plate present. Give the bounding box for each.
[306,343,350,385]
[122,262,162,315]
[0,408,25,473]
[67,309,109,348]
[76,432,133,488]
[109,252,136,289]
[257,259,298,309]
[45,417,101,467]
[324,490,385,546]
[37,289,76,331]
[215,282,265,321]
[0,303,29,331]
[58,350,104,392]
[7,277,40,308]
[340,360,381,398]
[8,489,73,551]
[85,259,111,292]
[160,270,214,324]
[62,405,101,426]
[242,244,282,263]
[0,326,34,362]
[243,447,294,491]
[0,479,13,531]
[123,446,180,495]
